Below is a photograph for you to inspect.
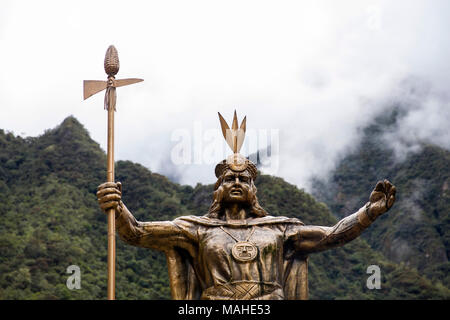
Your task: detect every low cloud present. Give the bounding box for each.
[380,78,450,161]
[1,1,449,190]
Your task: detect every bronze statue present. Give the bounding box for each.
[97,111,396,300]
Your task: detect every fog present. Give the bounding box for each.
[1,0,449,189]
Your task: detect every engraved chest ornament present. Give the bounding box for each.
[220,226,258,262]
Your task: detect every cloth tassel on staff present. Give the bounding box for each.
[83,45,143,300]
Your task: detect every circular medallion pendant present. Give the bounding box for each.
[231,241,258,262]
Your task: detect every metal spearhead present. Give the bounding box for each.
[83,45,143,110]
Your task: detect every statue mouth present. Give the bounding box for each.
[231,188,243,196]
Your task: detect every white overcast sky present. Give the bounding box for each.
[1,0,449,188]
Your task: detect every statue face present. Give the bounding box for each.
[221,169,252,204]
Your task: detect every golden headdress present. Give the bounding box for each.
[215,111,258,180]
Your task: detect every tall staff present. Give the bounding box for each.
[83,45,143,299]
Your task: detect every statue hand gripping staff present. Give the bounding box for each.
[84,45,143,300]
[96,111,396,300]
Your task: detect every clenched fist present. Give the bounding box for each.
[97,181,122,214]
[367,179,396,219]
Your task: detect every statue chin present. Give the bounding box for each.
[223,194,250,205]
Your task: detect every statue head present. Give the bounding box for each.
[206,112,268,219]
[206,164,268,219]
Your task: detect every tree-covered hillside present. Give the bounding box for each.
[312,107,450,292]
[0,116,448,299]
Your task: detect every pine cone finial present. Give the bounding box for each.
[104,45,120,76]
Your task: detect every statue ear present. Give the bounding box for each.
[249,182,268,217]
[216,185,224,203]
[251,180,257,194]
[248,183,257,204]
[214,175,224,190]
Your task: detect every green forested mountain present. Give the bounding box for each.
[312,107,450,292]
[0,116,448,299]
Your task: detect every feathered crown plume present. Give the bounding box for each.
[215,111,257,180]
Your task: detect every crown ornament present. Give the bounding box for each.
[215,111,258,180]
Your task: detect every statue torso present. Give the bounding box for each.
[172,215,304,300]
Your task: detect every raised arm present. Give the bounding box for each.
[289,180,396,254]
[97,182,197,252]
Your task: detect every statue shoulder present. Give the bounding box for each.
[174,215,224,227]
[252,215,304,226]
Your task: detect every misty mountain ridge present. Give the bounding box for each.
[0,114,448,299]
[311,102,450,289]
